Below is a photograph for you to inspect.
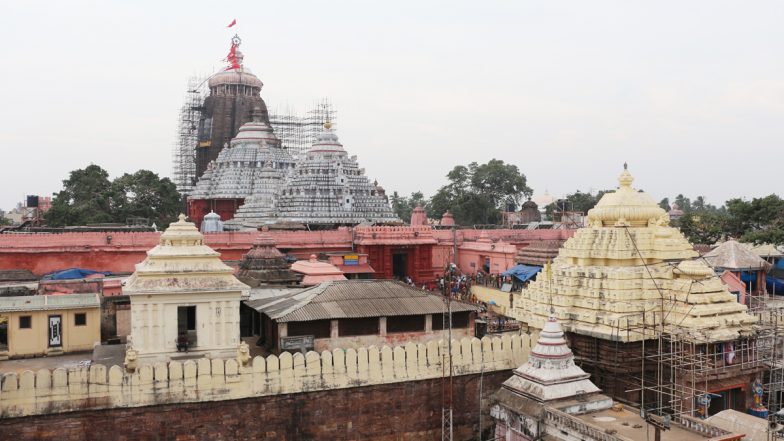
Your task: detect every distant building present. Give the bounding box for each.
[668,202,684,221]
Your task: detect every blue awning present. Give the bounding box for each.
[42,268,111,280]
[501,264,542,282]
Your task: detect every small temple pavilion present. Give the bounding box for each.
[490,315,738,440]
[703,240,772,298]
[124,215,249,362]
[410,204,427,226]
[273,122,401,226]
[188,109,295,227]
[504,165,761,416]
[491,313,612,439]
[236,228,301,287]
[291,255,347,286]
[440,210,455,227]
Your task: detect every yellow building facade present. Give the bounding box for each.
[0,293,100,359]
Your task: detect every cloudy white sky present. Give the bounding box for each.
[1,1,782,212]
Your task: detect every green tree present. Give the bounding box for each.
[677,211,728,244]
[545,190,610,218]
[111,170,181,227]
[659,197,670,211]
[390,191,428,223]
[674,194,691,212]
[45,166,181,228]
[44,164,115,227]
[428,159,532,225]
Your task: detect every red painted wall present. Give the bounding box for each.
[0,228,574,280]
[188,198,244,227]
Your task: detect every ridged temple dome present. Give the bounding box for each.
[273,125,401,225]
[587,165,668,227]
[208,67,264,89]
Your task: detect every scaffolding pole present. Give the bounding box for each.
[172,76,206,196]
[269,98,336,160]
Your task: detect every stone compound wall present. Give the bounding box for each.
[0,335,527,420]
[0,370,512,441]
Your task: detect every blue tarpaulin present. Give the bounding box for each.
[501,264,542,282]
[767,259,784,294]
[42,268,111,280]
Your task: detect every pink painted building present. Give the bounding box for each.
[0,226,574,285]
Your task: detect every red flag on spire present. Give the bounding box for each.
[227,19,237,28]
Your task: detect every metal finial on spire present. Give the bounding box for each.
[624,162,628,170]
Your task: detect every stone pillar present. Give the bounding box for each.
[145,303,152,352]
[330,320,339,338]
[425,314,433,334]
[379,317,387,336]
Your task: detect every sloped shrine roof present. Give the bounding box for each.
[703,240,772,271]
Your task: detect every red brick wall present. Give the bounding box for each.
[0,371,510,441]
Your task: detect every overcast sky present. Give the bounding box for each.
[1,1,782,212]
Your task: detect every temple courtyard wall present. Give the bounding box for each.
[0,335,527,418]
[0,228,572,277]
[0,369,510,441]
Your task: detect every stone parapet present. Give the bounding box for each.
[0,335,524,418]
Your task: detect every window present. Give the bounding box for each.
[339,317,379,336]
[74,313,87,326]
[19,315,32,329]
[387,315,425,333]
[432,312,470,330]
[288,320,331,339]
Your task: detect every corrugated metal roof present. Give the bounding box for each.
[0,293,100,313]
[244,280,479,322]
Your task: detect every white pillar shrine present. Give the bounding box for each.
[124,214,249,362]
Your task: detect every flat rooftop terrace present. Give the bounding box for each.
[574,408,720,441]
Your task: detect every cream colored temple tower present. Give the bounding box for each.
[505,165,761,415]
[124,214,249,362]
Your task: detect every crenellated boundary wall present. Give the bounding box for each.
[0,335,529,419]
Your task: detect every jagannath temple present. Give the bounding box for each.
[187,35,399,229]
[195,35,270,178]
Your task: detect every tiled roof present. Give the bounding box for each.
[245,280,479,322]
